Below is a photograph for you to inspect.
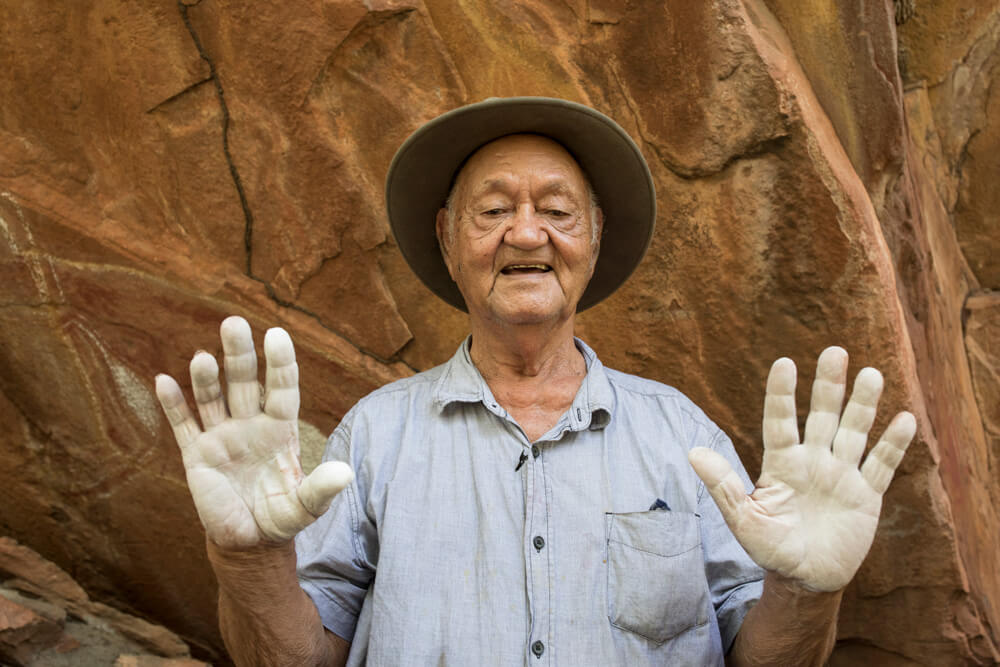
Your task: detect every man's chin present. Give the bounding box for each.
[482,299,573,327]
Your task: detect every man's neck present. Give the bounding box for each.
[468,316,584,382]
[467,315,588,442]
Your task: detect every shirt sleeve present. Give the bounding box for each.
[696,425,765,653]
[295,417,378,641]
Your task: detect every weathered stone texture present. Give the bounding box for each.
[965,293,1000,506]
[899,3,1000,288]
[762,0,905,213]
[1,0,998,663]
[0,537,207,666]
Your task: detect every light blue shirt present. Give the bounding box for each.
[297,338,764,666]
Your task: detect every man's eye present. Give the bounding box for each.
[482,208,506,216]
[545,209,570,217]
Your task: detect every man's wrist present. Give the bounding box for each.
[728,571,844,666]
[762,570,845,604]
[206,536,296,563]
[206,537,300,606]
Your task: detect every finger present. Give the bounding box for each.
[298,461,354,517]
[832,367,883,465]
[221,316,261,419]
[803,346,848,448]
[861,411,916,494]
[154,374,202,450]
[264,327,300,421]
[688,447,747,528]
[763,357,800,450]
[190,351,227,429]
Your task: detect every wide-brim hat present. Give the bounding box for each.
[385,96,656,312]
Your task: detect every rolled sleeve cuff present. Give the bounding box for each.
[717,577,765,653]
[299,577,360,642]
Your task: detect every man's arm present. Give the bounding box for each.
[727,573,841,666]
[208,540,349,667]
[155,317,355,666]
[689,347,916,664]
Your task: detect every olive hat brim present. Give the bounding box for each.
[384,96,656,312]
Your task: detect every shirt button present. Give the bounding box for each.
[533,535,545,551]
[532,640,545,657]
[531,445,540,458]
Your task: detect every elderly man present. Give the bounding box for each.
[155,98,915,666]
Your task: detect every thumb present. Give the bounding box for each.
[688,447,748,529]
[298,461,354,517]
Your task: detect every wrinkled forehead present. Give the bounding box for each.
[449,133,592,201]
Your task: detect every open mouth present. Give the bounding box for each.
[500,264,552,275]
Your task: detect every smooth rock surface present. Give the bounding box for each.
[1,0,998,663]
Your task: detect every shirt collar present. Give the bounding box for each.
[432,336,614,431]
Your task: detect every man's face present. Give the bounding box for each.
[436,134,603,327]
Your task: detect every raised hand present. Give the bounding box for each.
[155,316,353,550]
[688,347,916,592]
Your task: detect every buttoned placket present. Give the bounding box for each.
[477,386,555,665]
[508,385,597,665]
[522,434,552,666]
[459,339,607,665]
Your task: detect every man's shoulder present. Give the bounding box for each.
[330,364,446,449]
[351,361,449,411]
[602,365,683,398]
[598,363,718,430]
[600,364,694,407]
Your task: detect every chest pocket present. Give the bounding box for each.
[606,510,711,644]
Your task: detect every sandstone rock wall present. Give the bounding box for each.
[0,536,208,666]
[0,0,997,663]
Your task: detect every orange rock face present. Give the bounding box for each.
[0,0,997,663]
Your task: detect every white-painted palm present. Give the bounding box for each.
[155,316,353,550]
[688,347,916,592]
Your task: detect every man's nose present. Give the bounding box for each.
[504,204,548,248]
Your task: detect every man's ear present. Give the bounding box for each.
[436,208,456,280]
[590,207,604,270]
